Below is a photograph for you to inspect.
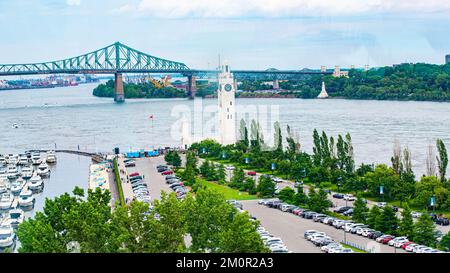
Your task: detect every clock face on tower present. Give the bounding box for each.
[224,84,232,92]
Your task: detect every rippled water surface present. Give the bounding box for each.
[1,83,450,175]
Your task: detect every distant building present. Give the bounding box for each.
[446,54,450,64]
[332,66,349,77]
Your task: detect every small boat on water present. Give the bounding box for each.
[6,154,18,165]
[0,183,7,194]
[0,223,15,250]
[0,193,13,210]
[21,166,33,180]
[5,209,24,229]
[37,162,50,177]
[18,189,35,208]
[18,154,29,165]
[0,155,6,166]
[31,152,42,165]
[46,151,57,164]
[7,165,19,179]
[10,178,24,195]
[28,173,44,192]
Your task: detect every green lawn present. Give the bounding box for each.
[199,179,258,201]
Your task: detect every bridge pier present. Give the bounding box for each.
[273,79,280,90]
[187,75,197,99]
[114,73,125,103]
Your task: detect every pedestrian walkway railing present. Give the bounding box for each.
[341,240,375,253]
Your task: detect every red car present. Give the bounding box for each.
[380,236,395,244]
[401,241,414,249]
[129,172,140,177]
[293,208,302,215]
[162,170,173,175]
[247,171,257,176]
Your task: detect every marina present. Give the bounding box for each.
[0,151,91,252]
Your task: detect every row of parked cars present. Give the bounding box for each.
[125,159,151,205]
[158,165,187,199]
[304,230,354,253]
[258,198,447,253]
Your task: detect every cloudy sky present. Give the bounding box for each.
[0,0,450,69]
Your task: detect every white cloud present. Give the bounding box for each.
[131,0,450,18]
[66,0,81,6]
[110,4,135,15]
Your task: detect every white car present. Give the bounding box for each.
[405,243,418,252]
[411,211,422,218]
[265,237,283,246]
[337,248,354,253]
[306,231,326,240]
[361,228,375,237]
[388,236,408,247]
[343,194,356,201]
[376,202,387,208]
[321,243,342,253]
[412,245,428,253]
[225,165,235,170]
[416,246,434,253]
[272,177,283,183]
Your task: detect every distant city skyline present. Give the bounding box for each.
[0,0,450,70]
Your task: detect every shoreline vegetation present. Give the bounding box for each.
[93,63,450,102]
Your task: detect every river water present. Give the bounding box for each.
[0,83,449,176]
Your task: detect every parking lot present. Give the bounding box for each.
[129,156,409,253]
[242,200,405,253]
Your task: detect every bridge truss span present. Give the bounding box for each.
[0,42,189,76]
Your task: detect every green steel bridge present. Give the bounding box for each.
[0,42,332,102]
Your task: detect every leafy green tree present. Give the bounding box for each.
[215,164,226,184]
[294,185,309,206]
[352,195,369,223]
[277,187,296,204]
[230,168,245,189]
[307,187,331,213]
[436,139,448,183]
[183,151,198,186]
[439,232,450,251]
[413,214,437,247]
[398,204,414,239]
[367,205,381,229]
[243,177,257,194]
[256,175,276,198]
[375,206,398,234]
[172,152,182,168]
[200,160,216,181]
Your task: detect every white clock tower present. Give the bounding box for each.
[217,63,236,145]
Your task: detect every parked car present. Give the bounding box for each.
[376,202,387,208]
[332,193,344,199]
[313,214,327,222]
[321,243,342,253]
[225,165,235,170]
[272,177,283,183]
[129,172,140,177]
[247,171,257,176]
[435,217,449,226]
[343,194,356,201]
[388,236,408,247]
[343,208,353,216]
[125,161,136,167]
[334,206,352,213]
[379,235,395,244]
[392,206,399,212]
[368,231,384,240]
[162,170,173,175]
[411,211,422,218]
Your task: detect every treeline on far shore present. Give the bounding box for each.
[93,63,450,101]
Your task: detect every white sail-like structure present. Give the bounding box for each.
[317,81,329,99]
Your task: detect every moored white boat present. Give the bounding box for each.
[6,154,18,165]
[21,166,33,180]
[0,192,13,210]
[10,178,24,195]
[28,173,44,192]
[6,208,25,229]
[0,182,7,194]
[37,162,50,177]
[18,188,35,208]
[31,152,42,165]
[18,154,29,165]
[7,165,19,179]
[0,223,15,250]
[46,151,57,164]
